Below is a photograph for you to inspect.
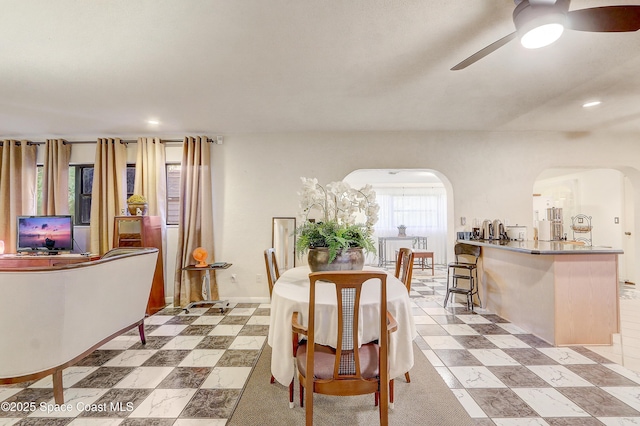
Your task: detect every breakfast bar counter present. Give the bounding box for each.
[460,240,623,346]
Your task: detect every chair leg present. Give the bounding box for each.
[404,371,411,383]
[444,268,451,307]
[289,379,294,408]
[300,382,304,407]
[390,379,394,404]
[270,374,275,384]
[375,391,379,406]
[304,381,313,426]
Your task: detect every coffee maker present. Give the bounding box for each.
[493,219,506,240]
[481,220,493,240]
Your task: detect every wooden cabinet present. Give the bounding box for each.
[113,216,166,315]
[0,254,99,268]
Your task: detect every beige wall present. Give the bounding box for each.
[61,130,640,304]
[212,131,640,303]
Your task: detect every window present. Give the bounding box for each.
[166,164,181,225]
[37,163,178,226]
[36,166,76,216]
[74,165,135,225]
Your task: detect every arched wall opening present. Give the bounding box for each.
[344,168,455,267]
[534,167,640,284]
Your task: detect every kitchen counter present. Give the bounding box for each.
[459,239,621,346]
[458,239,623,255]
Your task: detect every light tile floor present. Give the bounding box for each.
[2,266,640,425]
[410,266,640,425]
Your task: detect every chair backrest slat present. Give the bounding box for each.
[308,271,388,381]
[264,248,280,297]
[395,248,414,293]
[454,243,481,265]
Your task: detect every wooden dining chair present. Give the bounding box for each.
[292,271,397,425]
[264,248,280,297]
[394,248,414,294]
[264,248,294,406]
[394,248,414,388]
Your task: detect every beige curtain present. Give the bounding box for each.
[89,138,127,255]
[134,136,167,281]
[0,140,37,253]
[133,137,167,222]
[174,136,215,307]
[42,139,72,215]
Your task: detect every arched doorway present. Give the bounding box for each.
[344,168,454,267]
[533,167,634,283]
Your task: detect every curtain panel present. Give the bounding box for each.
[42,139,72,215]
[0,140,37,253]
[134,136,168,285]
[174,136,215,307]
[89,138,127,255]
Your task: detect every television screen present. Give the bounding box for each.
[17,215,74,253]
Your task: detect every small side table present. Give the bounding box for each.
[412,250,434,276]
[182,263,232,313]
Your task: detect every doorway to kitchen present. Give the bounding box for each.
[533,167,633,283]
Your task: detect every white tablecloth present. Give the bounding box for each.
[267,266,417,386]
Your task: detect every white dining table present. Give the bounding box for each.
[267,265,417,386]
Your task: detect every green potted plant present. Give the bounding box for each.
[295,177,379,271]
[127,194,148,216]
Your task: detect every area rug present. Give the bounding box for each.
[229,342,474,425]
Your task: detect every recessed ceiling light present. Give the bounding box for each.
[147,119,160,125]
[582,101,601,108]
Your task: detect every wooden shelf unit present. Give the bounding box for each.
[113,216,166,315]
[0,254,99,268]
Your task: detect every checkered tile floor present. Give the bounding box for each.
[2,267,640,425]
[411,266,640,425]
[0,303,270,426]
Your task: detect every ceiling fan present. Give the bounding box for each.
[451,0,640,70]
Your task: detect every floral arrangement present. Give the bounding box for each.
[127,194,147,204]
[295,177,379,263]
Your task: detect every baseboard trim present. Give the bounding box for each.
[225,296,271,304]
[163,296,270,306]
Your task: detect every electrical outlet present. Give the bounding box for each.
[231,274,237,283]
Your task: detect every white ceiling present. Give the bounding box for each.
[2,0,640,140]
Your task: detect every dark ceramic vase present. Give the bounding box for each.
[307,247,365,272]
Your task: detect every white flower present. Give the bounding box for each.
[298,177,379,228]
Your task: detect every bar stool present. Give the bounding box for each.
[412,249,434,275]
[444,243,481,311]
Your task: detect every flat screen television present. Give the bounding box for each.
[17,215,74,253]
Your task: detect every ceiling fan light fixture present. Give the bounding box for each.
[513,1,568,49]
[520,22,564,48]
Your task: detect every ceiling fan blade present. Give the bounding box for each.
[567,6,640,32]
[451,32,517,70]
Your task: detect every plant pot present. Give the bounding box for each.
[127,203,148,216]
[307,247,365,272]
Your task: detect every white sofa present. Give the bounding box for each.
[0,247,158,403]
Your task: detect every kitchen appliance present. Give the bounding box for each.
[472,228,481,239]
[538,220,552,241]
[506,225,527,241]
[493,219,506,240]
[481,220,493,240]
[547,207,564,241]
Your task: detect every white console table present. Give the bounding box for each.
[377,236,427,266]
